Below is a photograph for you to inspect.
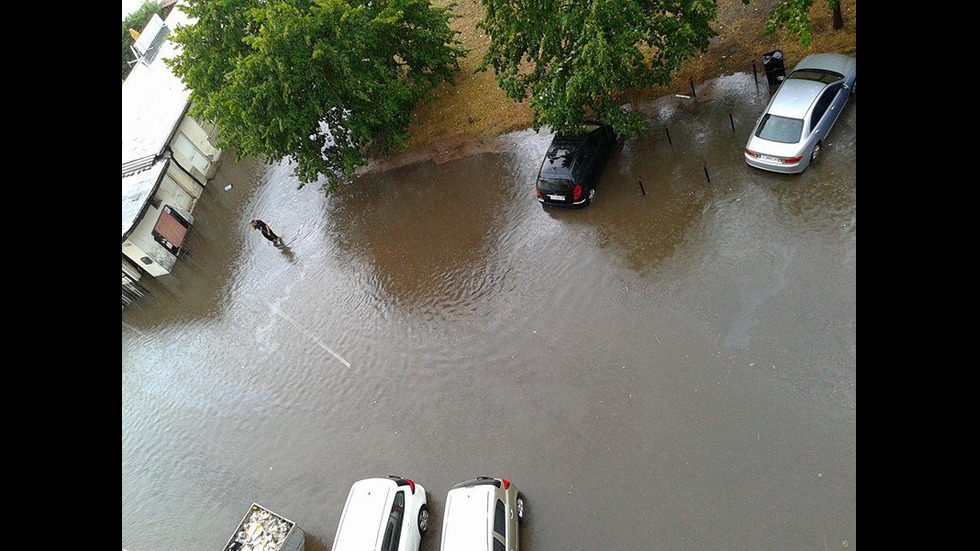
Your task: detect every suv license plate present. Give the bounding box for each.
[548,194,565,201]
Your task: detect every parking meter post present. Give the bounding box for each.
[729,110,735,132]
[637,177,646,196]
[665,124,672,146]
[689,77,696,98]
[752,59,758,86]
[702,162,711,183]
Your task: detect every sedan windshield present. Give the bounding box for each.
[755,114,803,144]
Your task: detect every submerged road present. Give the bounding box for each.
[123,73,856,550]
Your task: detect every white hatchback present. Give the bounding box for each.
[332,476,430,551]
[440,476,525,551]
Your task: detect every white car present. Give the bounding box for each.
[744,52,856,173]
[332,476,430,551]
[440,477,525,551]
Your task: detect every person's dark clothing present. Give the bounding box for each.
[252,220,280,243]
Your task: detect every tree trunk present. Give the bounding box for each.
[832,3,844,30]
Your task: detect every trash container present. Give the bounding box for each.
[762,50,786,87]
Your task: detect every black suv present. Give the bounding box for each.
[536,122,616,208]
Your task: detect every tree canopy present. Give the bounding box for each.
[477,0,717,137]
[123,1,164,80]
[762,0,844,50]
[166,0,464,189]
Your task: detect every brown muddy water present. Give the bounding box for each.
[122,73,855,550]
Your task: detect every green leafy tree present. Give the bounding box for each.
[477,0,717,137]
[761,0,844,50]
[167,0,464,188]
[123,1,164,80]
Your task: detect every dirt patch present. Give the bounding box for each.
[374,0,856,169]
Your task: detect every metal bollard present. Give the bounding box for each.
[665,124,672,146]
[702,162,711,183]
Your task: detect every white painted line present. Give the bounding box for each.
[122,321,147,337]
[267,303,351,368]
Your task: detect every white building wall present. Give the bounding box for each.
[174,116,222,179]
[158,170,197,212]
[122,203,176,277]
[121,172,197,277]
[164,163,204,212]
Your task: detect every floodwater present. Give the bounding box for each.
[122,73,855,550]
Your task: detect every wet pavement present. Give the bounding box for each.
[122,72,855,550]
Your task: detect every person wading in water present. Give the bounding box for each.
[249,219,284,247]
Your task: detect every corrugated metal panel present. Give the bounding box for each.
[122,161,167,238]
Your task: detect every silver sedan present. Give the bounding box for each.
[744,53,856,174]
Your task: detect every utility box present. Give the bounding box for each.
[762,50,786,86]
[224,503,305,551]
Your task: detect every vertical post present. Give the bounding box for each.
[702,162,711,183]
[689,77,696,99]
[665,124,672,146]
[752,59,758,86]
[729,110,735,132]
[637,177,646,196]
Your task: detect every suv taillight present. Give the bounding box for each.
[406,479,416,494]
[536,189,543,199]
[573,184,582,201]
[501,478,511,490]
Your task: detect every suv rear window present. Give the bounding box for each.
[537,178,572,192]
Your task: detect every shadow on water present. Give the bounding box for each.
[275,242,297,263]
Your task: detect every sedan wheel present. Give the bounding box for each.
[418,505,430,535]
[811,141,822,164]
[516,493,526,523]
[587,188,596,204]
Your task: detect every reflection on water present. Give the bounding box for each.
[329,155,514,320]
[123,73,855,551]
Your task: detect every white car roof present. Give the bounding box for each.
[334,478,395,551]
[793,53,855,78]
[768,79,825,119]
[442,486,494,551]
